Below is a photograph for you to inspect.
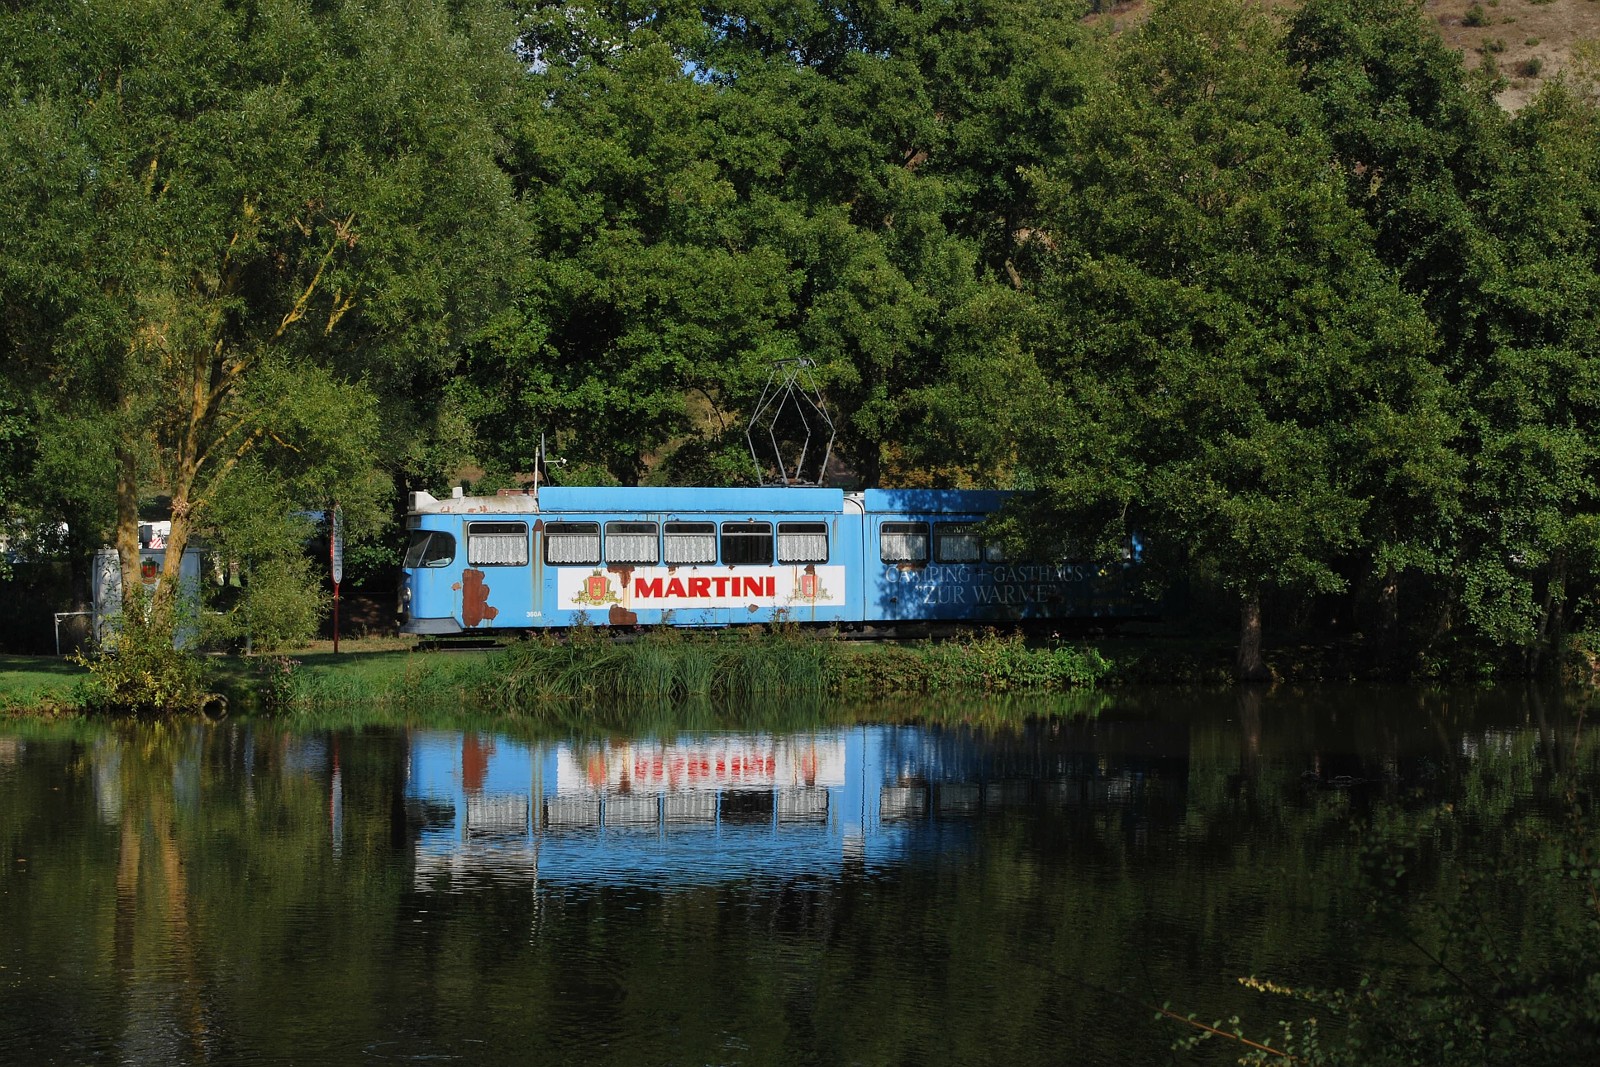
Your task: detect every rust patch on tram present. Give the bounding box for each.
[606,565,638,625]
[457,568,498,627]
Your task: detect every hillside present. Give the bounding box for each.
[1088,0,1600,110]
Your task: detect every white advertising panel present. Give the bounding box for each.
[556,565,847,611]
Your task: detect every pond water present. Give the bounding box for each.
[0,686,1591,1065]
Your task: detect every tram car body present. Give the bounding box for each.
[399,485,1149,635]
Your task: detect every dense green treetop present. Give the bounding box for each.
[4,0,1600,676]
[0,0,523,648]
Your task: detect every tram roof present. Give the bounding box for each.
[537,485,845,513]
[409,485,1016,516]
[862,489,1010,514]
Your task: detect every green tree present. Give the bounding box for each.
[461,0,1090,488]
[1450,85,1600,665]
[1292,0,1600,669]
[0,0,522,662]
[962,0,1451,677]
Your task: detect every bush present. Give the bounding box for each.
[75,611,211,714]
[1463,3,1490,26]
[207,555,326,652]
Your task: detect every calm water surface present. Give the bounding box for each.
[0,686,1589,1065]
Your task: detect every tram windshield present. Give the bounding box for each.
[403,530,456,568]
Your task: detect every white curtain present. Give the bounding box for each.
[606,532,658,563]
[469,531,528,566]
[936,531,980,563]
[880,531,927,563]
[778,532,828,563]
[547,531,600,564]
[665,533,716,564]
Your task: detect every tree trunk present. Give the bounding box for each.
[858,444,882,490]
[1530,549,1568,677]
[1373,562,1400,674]
[114,441,144,629]
[1236,589,1270,682]
[151,485,196,632]
[1375,564,1399,645]
[112,435,199,643]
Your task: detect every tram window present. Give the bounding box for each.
[777,522,829,564]
[880,522,928,564]
[720,521,772,566]
[605,521,659,564]
[544,522,600,565]
[664,521,716,565]
[934,524,982,564]
[403,530,456,568]
[984,540,1006,563]
[467,522,528,566]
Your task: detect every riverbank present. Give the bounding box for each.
[2,631,1114,717]
[5,627,1595,718]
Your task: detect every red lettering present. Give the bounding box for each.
[666,578,687,597]
[765,576,776,597]
[689,577,711,597]
[634,577,663,597]
[713,576,728,596]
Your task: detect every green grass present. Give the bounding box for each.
[5,628,1127,719]
[0,655,89,712]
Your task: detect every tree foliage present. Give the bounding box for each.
[6,0,1600,680]
[0,0,523,657]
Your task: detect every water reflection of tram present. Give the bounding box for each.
[403,723,1189,888]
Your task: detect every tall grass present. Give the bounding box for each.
[487,624,838,706]
[239,625,1112,715]
[483,625,1108,708]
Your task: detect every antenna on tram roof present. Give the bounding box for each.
[746,359,835,487]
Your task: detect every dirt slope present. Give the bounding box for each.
[1086,0,1600,110]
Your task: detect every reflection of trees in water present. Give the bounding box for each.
[5,699,1591,1066]
[86,723,413,1064]
[1167,690,1600,1064]
[110,724,208,1064]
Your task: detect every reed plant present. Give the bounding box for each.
[492,623,838,704]
[833,631,1110,696]
[241,625,1110,713]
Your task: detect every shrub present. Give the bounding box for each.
[253,655,303,711]
[208,555,326,652]
[1463,2,1490,26]
[75,610,211,714]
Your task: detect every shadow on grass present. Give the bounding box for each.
[0,655,88,677]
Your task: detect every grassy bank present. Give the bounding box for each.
[0,654,88,715]
[3,630,1114,718]
[10,624,1594,719]
[250,628,1112,713]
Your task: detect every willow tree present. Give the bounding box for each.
[0,0,522,643]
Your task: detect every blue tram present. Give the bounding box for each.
[398,485,1149,636]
